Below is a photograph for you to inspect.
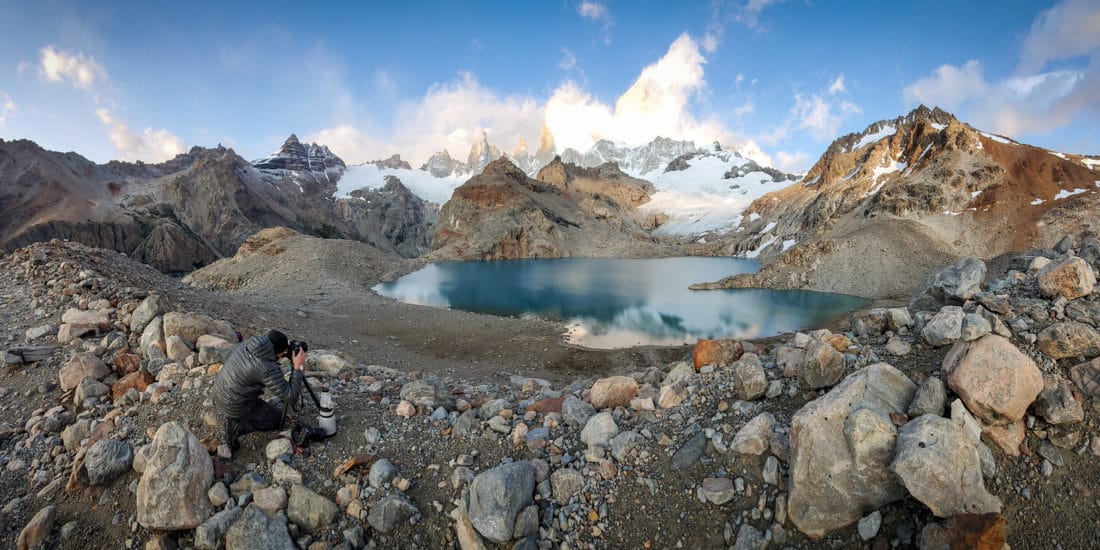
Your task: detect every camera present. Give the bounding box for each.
[289,340,308,354]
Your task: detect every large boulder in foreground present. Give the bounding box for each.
[589,376,638,410]
[58,353,111,392]
[892,414,1001,518]
[787,363,917,538]
[468,461,535,544]
[1036,255,1096,300]
[136,421,214,530]
[910,257,986,312]
[943,335,1042,426]
[1037,321,1100,360]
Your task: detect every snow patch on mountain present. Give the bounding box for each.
[339,164,463,205]
[641,150,796,235]
[851,125,896,151]
[1054,188,1088,200]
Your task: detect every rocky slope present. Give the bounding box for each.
[699,106,1100,300]
[0,135,438,270]
[429,158,674,261]
[1,231,1099,549]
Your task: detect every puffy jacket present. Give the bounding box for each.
[212,335,304,418]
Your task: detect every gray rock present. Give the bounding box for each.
[225,505,296,550]
[1034,373,1084,425]
[922,306,964,346]
[230,473,266,497]
[763,456,780,485]
[525,427,550,453]
[74,377,110,405]
[131,295,166,334]
[731,412,774,455]
[550,468,584,505]
[343,525,366,550]
[512,505,539,539]
[25,324,58,341]
[851,308,889,338]
[908,377,947,418]
[468,461,535,544]
[858,511,882,541]
[265,438,293,462]
[884,336,912,356]
[798,339,845,390]
[84,438,133,486]
[662,362,695,386]
[399,378,448,409]
[562,396,596,428]
[137,422,214,530]
[671,430,708,470]
[453,410,479,439]
[610,431,644,461]
[287,483,338,533]
[886,307,914,332]
[580,412,618,449]
[733,524,766,550]
[367,495,417,534]
[911,257,986,311]
[701,478,736,504]
[194,507,242,550]
[1066,300,1100,327]
[369,458,398,489]
[198,344,233,366]
[892,414,1001,517]
[788,363,916,538]
[732,354,767,400]
[961,313,992,341]
[480,398,512,419]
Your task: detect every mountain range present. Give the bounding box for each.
[1,105,1096,301]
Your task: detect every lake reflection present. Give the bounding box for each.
[373,257,869,349]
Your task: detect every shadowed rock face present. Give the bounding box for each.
[0,136,432,272]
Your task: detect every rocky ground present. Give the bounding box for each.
[0,233,1099,550]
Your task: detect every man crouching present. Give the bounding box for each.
[212,329,305,451]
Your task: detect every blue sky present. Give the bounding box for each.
[0,0,1097,172]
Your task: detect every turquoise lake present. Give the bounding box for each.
[373,257,869,349]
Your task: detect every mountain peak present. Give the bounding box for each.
[253,134,345,172]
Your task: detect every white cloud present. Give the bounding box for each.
[902,60,987,110]
[559,48,578,71]
[827,75,846,95]
[1018,0,1100,73]
[95,108,185,162]
[38,46,107,91]
[578,1,609,22]
[732,101,753,117]
[308,33,767,170]
[775,150,811,173]
[0,92,14,126]
[791,93,861,141]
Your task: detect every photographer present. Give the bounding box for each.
[212,329,307,451]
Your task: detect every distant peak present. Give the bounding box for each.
[285,134,300,144]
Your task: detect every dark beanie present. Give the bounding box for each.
[266,330,289,354]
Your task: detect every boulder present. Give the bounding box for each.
[225,505,296,550]
[910,257,986,311]
[139,317,165,356]
[943,335,1042,426]
[908,377,947,418]
[731,412,774,455]
[1070,357,1100,399]
[136,422,214,530]
[662,362,695,386]
[589,376,637,410]
[310,353,352,377]
[165,335,193,362]
[788,363,916,538]
[961,314,992,341]
[253,485,287,514]
[287,483,339,533]
[162,312,232,344]
[658,382,689,408]
[1033,373,1084,425]
[130,295,166,334]
[918,513,1007,550]
[550,467,585,505]
[693,339,743,370]
[921,306,964,347]
[732,354,767,400]
[468,461,535,544]
[580,412,618,450]
[74,377,110,405]
[112,370,154,402]
[58,354,111,392]
[367,495,418,534]
[194,507,242,550]
[797,339,845,390]
[1036,255,1096,300]
[850,308,888,338]
[1037,322,1100,360]
[892,414,1001,517]
[399,378,449,409]
[561,396,595,428]
[1066,300,1100,327]
[83,439,133,486]
[886,307,914,332]
[16,506,56,550]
